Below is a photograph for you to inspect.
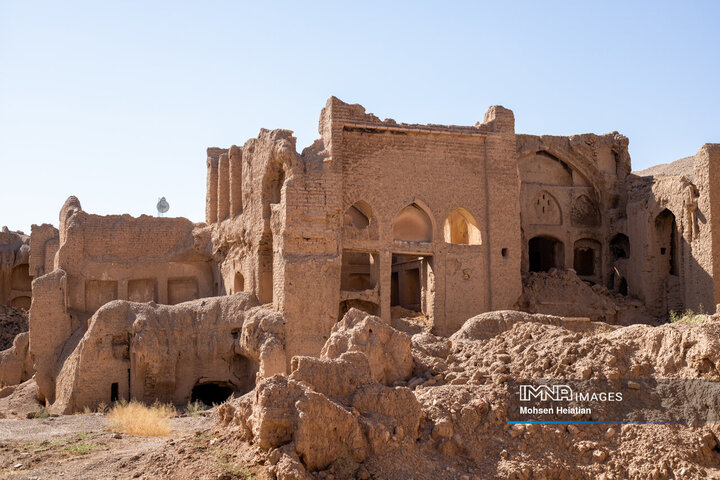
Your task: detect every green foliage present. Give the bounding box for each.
[185,400,207,417]
[669,307,707,325]
[23,439,62,453]
[64,441,101,455]
[32,407,50,419]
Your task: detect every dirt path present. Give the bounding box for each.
[0,413,215,480]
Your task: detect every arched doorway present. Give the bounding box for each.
[528,236,564,272]
[573,238,601,280]
[655,209,678,276]
[655,209,681,315]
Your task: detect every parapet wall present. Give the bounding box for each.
[56,205,213,312]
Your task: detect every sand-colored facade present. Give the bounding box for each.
[2,97,719,411]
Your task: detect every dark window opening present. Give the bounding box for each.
[501,248,508,257]
[390,271,399,306]
[191,383,234,406]
[528,236,564,272]
[233,272,244,293]
[610,234,630,260]
[111,382,119,402]
[574,248,595,276]
[655,209,678,276]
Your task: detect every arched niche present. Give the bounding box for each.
[610,233,630,260]
[343,201,378,240]
[233,272,244,293]
[655,209,678,276]
[393,203,433,243]
[519,151,573,186]
[519,150,593,187]
[261,162,287,219]
[528,235,565,272]
[528,191,562,226]
[573,238,601,278]
[444,207,481,245]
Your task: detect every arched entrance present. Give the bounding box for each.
[528,236,564,272]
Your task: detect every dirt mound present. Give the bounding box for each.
[390,306,432,335]
[0,378,42,419]
[518,270,654,325]
[0,305,28,351]
[208,309,720,480]
[634,155,695,179]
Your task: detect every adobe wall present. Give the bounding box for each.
[29,224,59,278]
[516,133,630,292]
[0,228,32,310]
[208,126,340,365]
[324,97,521,335]
[695,143,720,313]
[4,96,720,413]
[625,144,720,317]
[29,197,215,404]
[51,294,285,414]
[56,201,214,312]
[205,97,523,365]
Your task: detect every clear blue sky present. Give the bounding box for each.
[1,1,718,233]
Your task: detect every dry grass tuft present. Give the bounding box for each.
[107,400,176,436]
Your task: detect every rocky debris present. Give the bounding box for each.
[390,306,432,335]
[0,305,28,351]
[218,350,420,478]
[321,308,413,385]
[634,155,695,179]
[518,269,654,325]
[0,331,33,386]
[0,378,42,419]
[214,309,720,479]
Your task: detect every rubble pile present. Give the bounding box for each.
[215,309,720,480]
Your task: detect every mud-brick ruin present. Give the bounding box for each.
[1,97,720,415]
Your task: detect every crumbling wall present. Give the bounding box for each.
[694,144,720,310]
[207,125,339,365]
[0,305,32,387]
[29,223,59,278]
[54,197,214,313]
[0,228,32,309]
[518,269,654,325]
[29,268,71,404]
[516,133,629,291]
[0,332,32,387]
[324,97,521,336]
[207,97,523,365]
[26,197,215,404]
[626,143,720,317]
[51,293,285,413]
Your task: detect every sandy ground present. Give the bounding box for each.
[0,412,259,480]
